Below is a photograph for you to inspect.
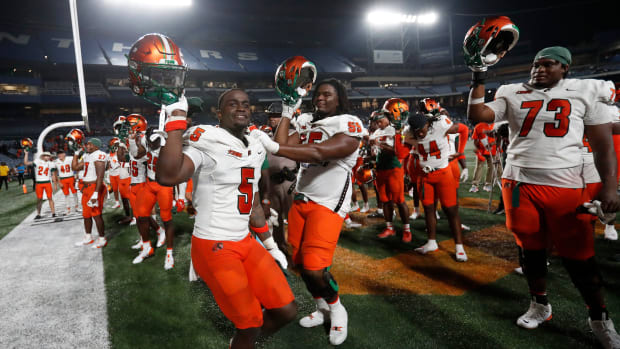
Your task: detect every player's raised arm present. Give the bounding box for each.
[156,97,195,186]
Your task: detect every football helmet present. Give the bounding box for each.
[382,98,410,129]
[275,56,317,105]
[20,138,34,152]
[127,33,187,106]
[356,167,374,184]
[65,129,85,151]
[125,114,148,133]
[369,109,386,122]
[419,98,440,115]
[463,16,519,70]
[108,137,120,152]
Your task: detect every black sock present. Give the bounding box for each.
[588,306,609,321]
[531,294,548,305]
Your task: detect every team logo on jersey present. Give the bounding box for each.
[227,149,243,159]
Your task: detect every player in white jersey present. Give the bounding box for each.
[156,90,296,348]
[107,139,122,209]
[53,150,79,214]
[255,79,364,346]
[24,150,57,219]
[73,138,108,248]
[467,45,620,347]
[114,144,134,224]
[404,112,468,261]
[130,127,175,269]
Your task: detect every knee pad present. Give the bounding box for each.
[562,257,603,295]
[522,249,547,279]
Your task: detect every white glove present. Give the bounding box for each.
[262,236,288,269]
[87,191,99,208]
[268,208,279,228]
[282,98,303,119]
[164,95,188,116]
[250,129,280,154]
[460,168,469,182]
[149,130,168,147]
[583,200,616,225]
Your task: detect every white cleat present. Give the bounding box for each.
[461,224,471,231]
[360,203,370,213]
[415,240,438,254]
[112,202,121,209]
[435,211,441,220]
[604,224,618,241]
[91,237,107,249]
[516,301,552,329]
[589,313,620,349]
[409,209,420,220]
[299,309,326,328]
[456,250,468,262]
[345,221,362,229]
[131,240,142,250]
[469,185,479,193]
[75,206,81,213]
[132,246,154,264]
[156,228,166,248]
[164,253,174,270]
[74,235,94,247]
[514,267,524,275]
[483,184,492,192]
[129,217,136,226]
[329,303,348,345]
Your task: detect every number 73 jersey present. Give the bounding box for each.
[488,78,616,169]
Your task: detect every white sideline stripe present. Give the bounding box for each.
[0,191,109,348]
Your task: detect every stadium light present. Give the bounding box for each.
[366,9,437,27]
[104,0,192,8]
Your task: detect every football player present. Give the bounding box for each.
[73,138,108,248]
[369,100,411,242]
[470,121,497,192]
[467,43,620,346]
[53,150,79,215]
[156,90,296,349]
[107,137,122,209]
[403,112,468,261]
[257,78,365,345]
[24,150,57,219]
[130,127,176,269]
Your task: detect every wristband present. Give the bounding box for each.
[469,96,485,105]
[165,117,188,132]
[250,222,269,234]
[261,236,278,250]
[471,71,488,86]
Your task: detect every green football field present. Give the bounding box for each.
[2,143,620,348]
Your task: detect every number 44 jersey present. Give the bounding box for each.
[487,78,616,169]
[183,125,266,241]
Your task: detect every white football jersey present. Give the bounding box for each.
[447,133,457,156]
[369,125,395,147]
[118,161,130,180]
[411,115,453,170]
[34,158,54,182]
[294,113,365,217]
[146,147,160,181]
[129,154,147,184]
[487,78,615,169]
[108,152,121,176]
[82,150,107,182]
[183,125,266,241]
[54,156,74,179]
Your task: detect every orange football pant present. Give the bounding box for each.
[449,159,461,189]
[59,177,77,195]
[118,178,131,199]
[35,182,52,200]
[109,175,120,193]
[191,233,295,329]
[418,166,457,207]
[135,179,173,222]
[128,182,145,218]
[81,182,107,218]
[375,167,405,204]
[287,200,344,270]
[502,179,594,260]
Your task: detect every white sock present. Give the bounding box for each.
[345,217,353,224]
[377,208,384,214]
[85,233,92,241]
[166,248,173,256]
[316,297,329,311]
[386,221,393,229]
[363,202,369,208]
[403,223,410,231]
[142,241,151,249]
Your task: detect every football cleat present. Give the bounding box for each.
[402,230,412,243]
[91,237,107,249]
[483,184,492,192]
[300,298,330,328]
[377,227,395,239]
[360,203,370,213]
[469,185,479,193]
[588,313,620,349]
[409,209,420,220]
[75,235,94,247]
[129,217,136,226]
[345,220,362,229]
[517,301,552,329]
[415,240,439,254]
[604,224,618,241]
[131,240,142,250]
[132,246,154,264]
[164,252,174,270]
[461,224,471,231]
[329,302,348,345]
